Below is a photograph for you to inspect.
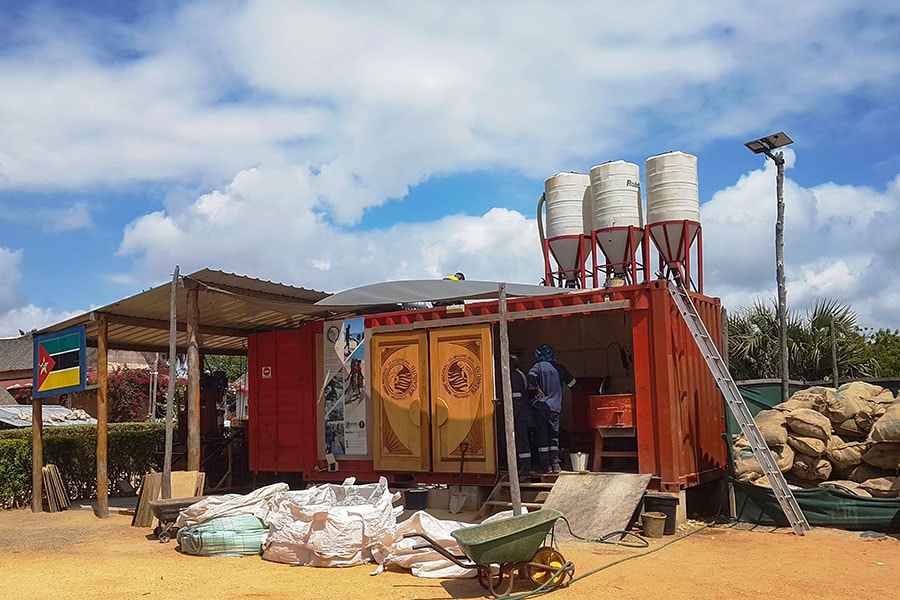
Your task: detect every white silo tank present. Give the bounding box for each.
[645,151,700,266]
[589,161,643,274]
[545,172,590,280]
[581,184,594,267]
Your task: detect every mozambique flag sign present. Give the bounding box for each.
[33,326,87,399]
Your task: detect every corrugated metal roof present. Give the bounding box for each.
[316,279,568,308]
[35,269,340,355]
[0,405,97,427]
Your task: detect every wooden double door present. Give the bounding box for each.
[372,324,496,474]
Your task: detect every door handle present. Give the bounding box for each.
[408,399,420,426]
[435,398,449,426]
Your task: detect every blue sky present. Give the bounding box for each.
[2,1,900,337]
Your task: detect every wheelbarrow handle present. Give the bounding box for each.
[402,532,477,569]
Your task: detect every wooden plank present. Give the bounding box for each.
[50,465,69,509]
[542,472,652,540]
[132,471,204,528]
[132,472,162,527]
[41,467,56,512]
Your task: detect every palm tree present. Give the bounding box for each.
[727,298,878,382]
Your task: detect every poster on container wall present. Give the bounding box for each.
[322,318,367,455]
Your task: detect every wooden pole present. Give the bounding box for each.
[498,283,522,515]
[163,266,178,500]
[186,281,201,472]
[96,313,109,518]
[830,316,839,387]
[31,397,43,513]
[775,152,789,403]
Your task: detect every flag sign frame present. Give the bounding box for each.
[32,326,87,399]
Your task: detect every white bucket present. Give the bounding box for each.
[570,452,589,471]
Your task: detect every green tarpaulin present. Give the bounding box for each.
[730,380,900,532]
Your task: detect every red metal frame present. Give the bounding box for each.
[589,225,647,287]
[542,234,588,288]
[646,220,703,293]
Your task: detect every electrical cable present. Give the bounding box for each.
[490,489,732,600]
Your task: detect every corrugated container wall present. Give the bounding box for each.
[248,323,320,473]
[631,280,726,492]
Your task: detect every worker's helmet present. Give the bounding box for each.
[534,344,556,363]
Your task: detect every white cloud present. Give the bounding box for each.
[2,1,900,335]
[704,159,900,329]
[117,164,544,292]
[0,247,24,312]
[0,304,82,338]
[0,201,93,231]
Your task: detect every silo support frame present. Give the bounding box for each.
[590,225,646,288]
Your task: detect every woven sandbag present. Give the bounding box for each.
[873,388,897,405]
[868,401,900,443]
[787,434,826,457]
[733,434,750,449]
[824,435,866,472]
[853,405,882,435]
[862,442,900,470]
[785,408,832,441]
[773,386,831,412]
[857,476,900,498]
[819,480,873,498]
[837,381,884,402]
[755,409,788,446]
[791,453,833,482]
[770,444,795,472]
[822,388,867,424]
[750,475,772,488]
[733,446,763,479]
[847,462,894,483]
[834,418,867,439]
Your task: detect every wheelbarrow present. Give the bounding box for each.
[148,496,206,543]
[404,508,574,597]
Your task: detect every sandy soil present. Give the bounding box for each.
[0,499,897,600]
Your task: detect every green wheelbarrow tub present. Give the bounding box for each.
[451,508,563,565]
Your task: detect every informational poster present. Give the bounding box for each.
[322,318,367,455]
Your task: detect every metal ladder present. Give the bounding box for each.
[667,277,811,535]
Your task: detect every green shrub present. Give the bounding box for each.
[0,421,167,509]
[0,439,31,508]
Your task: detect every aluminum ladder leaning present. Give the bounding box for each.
[667,277,811,535]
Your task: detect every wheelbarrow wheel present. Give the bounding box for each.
[158,530,171,544]
[527,547,573,588]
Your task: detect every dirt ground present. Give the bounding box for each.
[0,498,897,600]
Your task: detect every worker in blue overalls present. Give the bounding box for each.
[527,344,577,473]
[509,351,533,483]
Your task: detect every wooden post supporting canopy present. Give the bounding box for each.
[96,313,109,518]
[31,398,43,513]
[186,281,201,472]
[498,283,522,515]
[163,266,179,499]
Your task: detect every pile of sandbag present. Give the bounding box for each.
[733,381,900,498]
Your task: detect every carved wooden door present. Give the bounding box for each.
[428,325,496,474]
[371,331,430,471]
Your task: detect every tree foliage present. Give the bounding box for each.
[204,355,247,382]
[862,328,900,377]
[727,298,879,382]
